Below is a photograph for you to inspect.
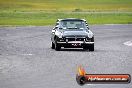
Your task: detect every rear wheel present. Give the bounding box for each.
[89,44,94,51]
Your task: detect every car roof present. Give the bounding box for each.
[58,18,86,21]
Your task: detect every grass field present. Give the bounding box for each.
[0,0,132,26]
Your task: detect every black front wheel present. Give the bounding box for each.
[55,42,61,51]
[83,45,89,50]
[89,44,94,51]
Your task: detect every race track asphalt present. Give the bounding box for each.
[0,24,132,88]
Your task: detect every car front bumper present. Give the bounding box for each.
[57,41,94,48]
[57,41,94,44]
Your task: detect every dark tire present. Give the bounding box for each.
[55,42,61,51]
[51,42,55,49]
[83,45,89,50]
[89,44,94,51]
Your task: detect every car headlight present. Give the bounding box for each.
[59,38,65,41]
[87,30,93,38]
[58,33,63,38]
[56,31,63,38]
[86,37,94,42]
[88,34,93,38]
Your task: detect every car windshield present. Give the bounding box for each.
[60,20,86,30]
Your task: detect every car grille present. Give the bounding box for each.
[65,37,85,41]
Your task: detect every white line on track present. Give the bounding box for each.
[22,54,33,56]
[123,41,132,47]
[104,24,131,25]
[86,84,94,85]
